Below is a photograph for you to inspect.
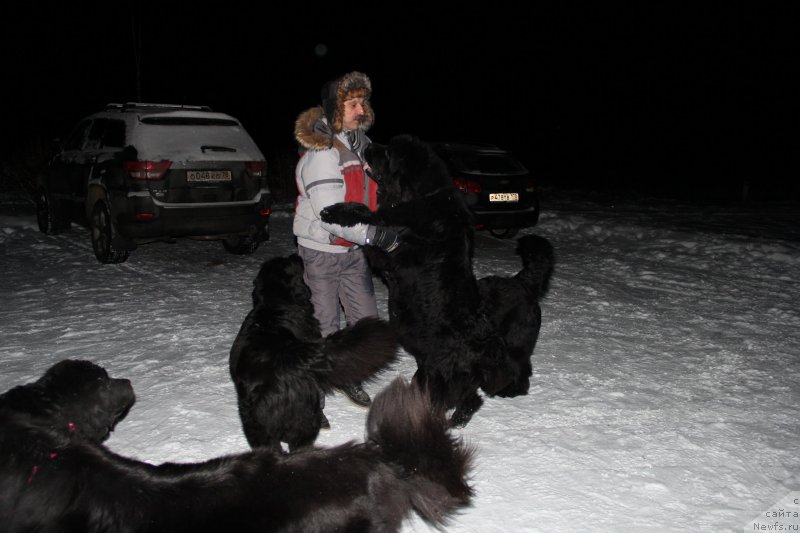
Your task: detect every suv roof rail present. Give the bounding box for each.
[104,102,213,112]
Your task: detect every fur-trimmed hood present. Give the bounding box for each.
[294,107,343,151]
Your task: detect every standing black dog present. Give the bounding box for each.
[229,254,398,451]
[322,134,530,427]
[0,359,474,532]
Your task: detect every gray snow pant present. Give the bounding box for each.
[298,245,378,411]
[298,245,379,336]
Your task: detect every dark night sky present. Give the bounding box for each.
[2,4,795,196]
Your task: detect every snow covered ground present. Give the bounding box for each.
[1,189,798,532]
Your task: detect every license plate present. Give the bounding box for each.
[187,170,232,182]
[489,192,519,202]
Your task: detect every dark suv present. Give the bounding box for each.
[433,142,539,238]
[36,102,271,263]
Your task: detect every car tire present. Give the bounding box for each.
[91,201,129,264]
[489,227,520,239]
[36,188,71,235]
[222,235,260,255]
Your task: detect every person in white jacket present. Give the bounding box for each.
[293,71,399,423]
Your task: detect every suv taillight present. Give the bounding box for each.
[125,160,172,180]
[246,161,267,177]
[454,177,481,193]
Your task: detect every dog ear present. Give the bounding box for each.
[475,342,519,396]
[365,142,387,172]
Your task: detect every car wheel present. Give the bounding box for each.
[489,227,519,239]
[222,235,260,255]
[36,188,71,235]
[91,201,129,264]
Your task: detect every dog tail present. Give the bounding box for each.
[515,234,555,298]
[319,317,399,390]
[367,377,474,527]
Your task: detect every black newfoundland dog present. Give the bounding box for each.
[0,359,473,532]
[478,234,554,398]
[229,254,399,451]
[321,134,553,427]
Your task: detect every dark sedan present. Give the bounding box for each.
[433,142,539,238]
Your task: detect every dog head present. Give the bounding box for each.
[0,359,135,444]
[473,337,518,397]
[252,254,311,308]
[365,135,453,207]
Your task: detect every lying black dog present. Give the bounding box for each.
[478,234,554,398]
[0,359,474,532]
[0,359,135,448]
[322,134,525,427]
[230,254,398,451]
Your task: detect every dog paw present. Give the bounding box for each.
[321,202,373,226]
[449,409,473,429]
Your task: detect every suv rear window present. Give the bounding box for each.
[132,120,263,161]
[449,152,527,174]
[140,117,239,126]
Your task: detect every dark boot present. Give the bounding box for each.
[338,383,371,407]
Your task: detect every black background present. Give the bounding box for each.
[2,3,796,201]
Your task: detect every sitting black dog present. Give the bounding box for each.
[478,234,554,397]
[229,254,398,451]
[0,359,474,532]
[322,134,523,427]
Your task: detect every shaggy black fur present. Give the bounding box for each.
[0,359,135,447]
[478,234,554,398]
[0,360,474,532]
[229,253,399,451]
[321,134,554,427]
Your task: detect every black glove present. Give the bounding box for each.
[365,225,400,252]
